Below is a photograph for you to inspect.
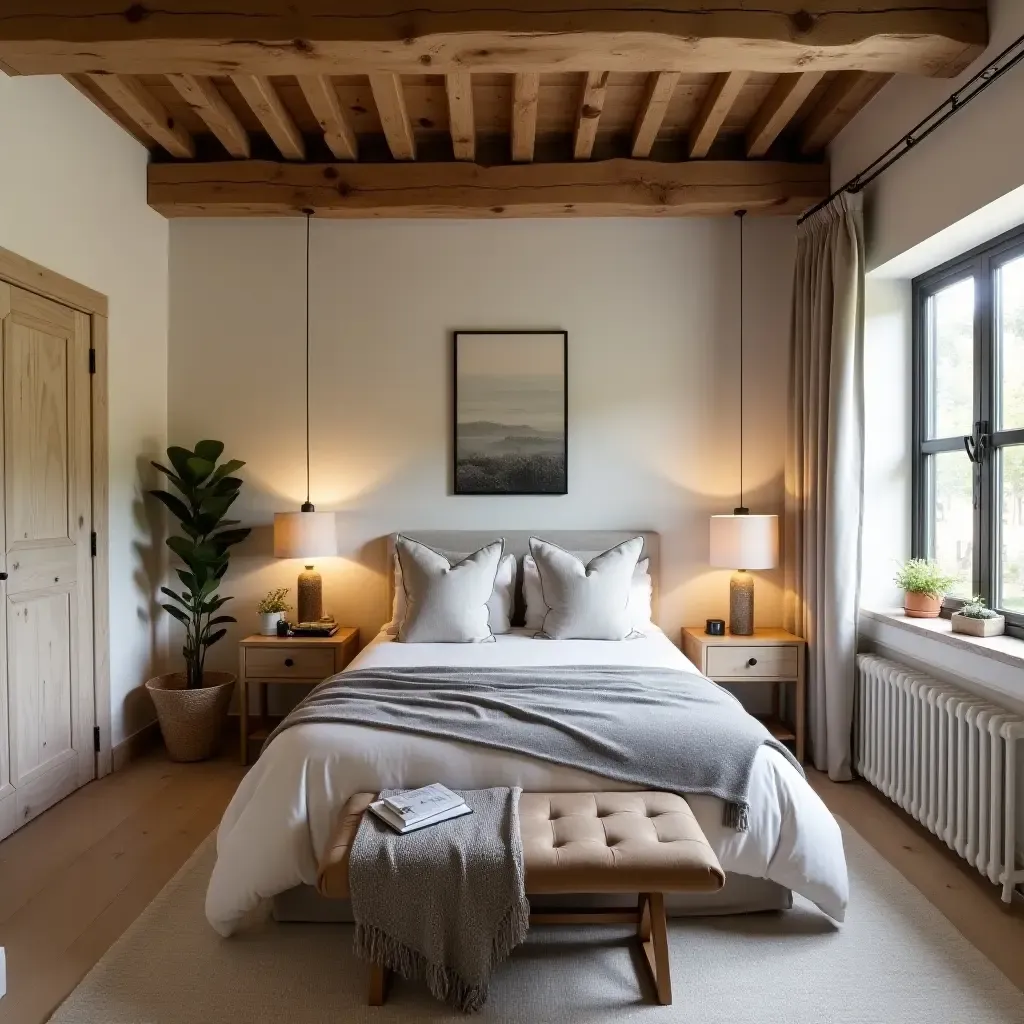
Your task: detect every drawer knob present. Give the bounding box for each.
[284,658,294,668]
[747,657,758,667]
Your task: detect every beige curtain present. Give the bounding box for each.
[784,193,865,781]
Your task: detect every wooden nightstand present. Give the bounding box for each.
[238,629,359,765]
[681,627,806,762]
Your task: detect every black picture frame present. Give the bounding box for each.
[453,330,568,495]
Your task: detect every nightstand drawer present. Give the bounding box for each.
[705,645,799,679]
[245,647,335,680]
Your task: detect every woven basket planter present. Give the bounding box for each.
[145,671,235,762]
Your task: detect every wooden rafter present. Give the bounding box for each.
[800,71,892,154]
[512,73,540,163]
[232,75,305,159]
[298,76,357,160]
[573,71,610,161]
[369,73,416,160]
[746,72,824,158]
[445,72,475,161]
[87,74,194,158]
[64,74,151,146]
[0,3,986,78]
[148,159,830,219]
[688,72,749,159]
[167,74,249,158]
[631,72,680,158]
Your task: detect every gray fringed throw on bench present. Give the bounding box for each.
[265,665,803,830]
[350,786,528,1013]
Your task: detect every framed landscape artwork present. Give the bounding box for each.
[453,330,568,495]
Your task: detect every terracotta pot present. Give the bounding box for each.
[145,671,235,762]
[903,591,942,619]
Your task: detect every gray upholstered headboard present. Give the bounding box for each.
[385,531,660,625]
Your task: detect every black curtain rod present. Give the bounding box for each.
[798,32,1024,226]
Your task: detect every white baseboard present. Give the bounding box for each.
[0,945,6,999]
[111,720,161,772]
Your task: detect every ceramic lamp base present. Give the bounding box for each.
[297,565,323,624]
[729,570,755,636]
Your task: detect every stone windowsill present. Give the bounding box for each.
[860,608,1024,672]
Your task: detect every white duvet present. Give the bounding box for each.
[207,629,849,935]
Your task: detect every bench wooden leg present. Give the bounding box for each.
[637,892,672,1005]
[368,964,390,1006]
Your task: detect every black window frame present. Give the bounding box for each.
[912,222,1024,640]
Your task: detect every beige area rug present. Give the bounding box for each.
[51,821,1024,1024]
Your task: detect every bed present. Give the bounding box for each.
[205,532,848,936]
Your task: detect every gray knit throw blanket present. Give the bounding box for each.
[349,786,529,1014]
[265,665,803,830]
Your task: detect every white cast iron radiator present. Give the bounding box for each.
[855,654,1024,902]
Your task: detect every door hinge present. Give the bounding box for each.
[88,348,96,374]
[93,725,101,753]
[90,531,97,557]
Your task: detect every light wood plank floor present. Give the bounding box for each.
[0,754,1018,1023]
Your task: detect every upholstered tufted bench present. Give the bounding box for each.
[317,791,725,1007]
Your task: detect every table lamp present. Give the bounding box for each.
[274,508,337,623]
[709,512,778,635]
[708,209,779,635]
[272,209,338,624]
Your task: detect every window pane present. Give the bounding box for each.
[928,451,972,597]
[997,254,1024,431]
[926,277,974,439]
[998,445,1024,613]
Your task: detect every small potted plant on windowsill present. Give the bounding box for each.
[951,596,1005,637]
[894,558,960,619]
[258,587,291,636]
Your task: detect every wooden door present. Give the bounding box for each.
[0,283,94,840]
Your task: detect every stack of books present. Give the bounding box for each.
[369,783,472,834]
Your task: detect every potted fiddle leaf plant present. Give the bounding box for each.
[145,441,251,761]
[894,558,960,619]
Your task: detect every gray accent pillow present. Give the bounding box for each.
[396,536,505,643]
[529,536,644,640]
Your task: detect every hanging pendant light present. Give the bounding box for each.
[273,210,337,625]
[709,210,778,636]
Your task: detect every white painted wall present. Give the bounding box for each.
[168,217,795,670]
[0,74,170,745]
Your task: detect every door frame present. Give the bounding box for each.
[0,245,111,777]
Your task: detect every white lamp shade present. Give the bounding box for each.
[709,514,778,570]
[273,510,338,559]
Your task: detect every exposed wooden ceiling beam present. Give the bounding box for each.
[87,74,194,158]
[631,72,680,158]
[64,74,151,147]
[369,73,416,160]
[445,72,475,161]
[800,71,892,154]
[688,72,749,159]
[746,72,824,158]
[298,75,357,160]
[167,73,249,158]
[232,74,305,159]
[573,71,610,161]
[0,3,986,78]
[148,158,829,219]
[511,73,540,163]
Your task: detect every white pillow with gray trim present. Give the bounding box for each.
[523,554,652,631]
[385,551,515,636]
[529,536,644,640]
[396,536,505,643]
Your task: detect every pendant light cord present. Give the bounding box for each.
[736,209,747,514]
[302,209,313,512]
